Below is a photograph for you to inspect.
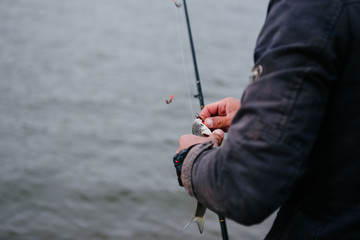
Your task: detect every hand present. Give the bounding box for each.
[176,129,224,153]
[199,97,241,132]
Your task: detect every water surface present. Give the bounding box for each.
[0,0,275,239]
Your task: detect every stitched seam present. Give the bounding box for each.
[181,142,214,197]
[280,2,344,144]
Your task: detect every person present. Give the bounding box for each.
[173,0,360,239]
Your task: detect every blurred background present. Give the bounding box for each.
[0,0,275,239]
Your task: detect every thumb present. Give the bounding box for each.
[209,129,224,147]
[205,116,230,130]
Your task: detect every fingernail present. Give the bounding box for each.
[205,118,213,128]
[214,129,224,138]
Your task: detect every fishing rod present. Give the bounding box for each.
[178,0,229,239]
[182,0,204,110]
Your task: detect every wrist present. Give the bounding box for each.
[173,144,197,186]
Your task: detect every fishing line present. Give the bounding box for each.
[172,1,229,240]
[172,1,229,239]
[173,0,196,120]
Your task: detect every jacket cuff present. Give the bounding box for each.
[181,141,214,197]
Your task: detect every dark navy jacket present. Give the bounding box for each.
[181,0,360,239]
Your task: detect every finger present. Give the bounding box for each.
[204,116,231,130]
[177,134,208,153]
[199,100,224,120]
[209,129,224,146]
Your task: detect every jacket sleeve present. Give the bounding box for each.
[181,0,348,225]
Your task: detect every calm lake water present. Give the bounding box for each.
[0,0,276,239]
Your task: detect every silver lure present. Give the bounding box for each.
[183,118,212,233]
[192,118,212,137]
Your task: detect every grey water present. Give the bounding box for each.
[0,0,275,239]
